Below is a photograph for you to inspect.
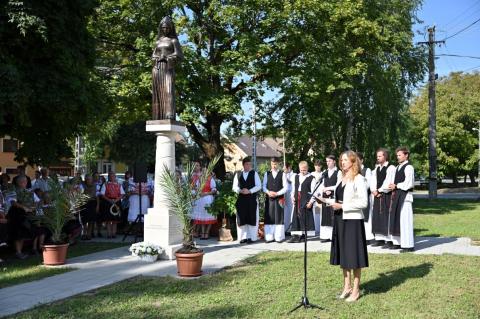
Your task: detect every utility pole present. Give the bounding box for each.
[418,26,444,200]
[252,103,257,171]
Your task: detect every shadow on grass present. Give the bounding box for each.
[413,199,478,215]
[363,262,433,295]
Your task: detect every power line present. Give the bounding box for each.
[442,2,480,30]
[436,54,480,60]
[441,17,480,41]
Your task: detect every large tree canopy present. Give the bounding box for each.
[260,0,426,167]
[408,72,480,184]
[88,0,426,175]
[0,0,105,165]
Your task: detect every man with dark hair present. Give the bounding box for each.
[370,148,396,247]
[318,155,342,242]
[262,157,287,242]
[233,156,261,243]
[388,147,415,252]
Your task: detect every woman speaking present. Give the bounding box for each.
[322,151,369,302]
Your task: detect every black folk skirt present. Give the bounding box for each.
[330,211,369,269]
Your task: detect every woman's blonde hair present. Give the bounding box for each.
[340,150,361,181]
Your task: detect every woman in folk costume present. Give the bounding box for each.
[191,162,217,240]
[320,151,368,302]
[387,147,415,253]
[287,161,317,243]
[233,156,261,243]
[262,157,288,243]
[80,174,98,240]
[100,171,125,238]
[319,155,342,243]
[127,179,151,223]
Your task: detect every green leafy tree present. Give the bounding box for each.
[408,72,480,185]
[0,0,107,165]
[260,0,425,167]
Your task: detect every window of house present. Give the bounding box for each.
[2,138,19,152]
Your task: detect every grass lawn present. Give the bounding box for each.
[0,241,127,289]
[10,251,480,319]
[414,199,480,242]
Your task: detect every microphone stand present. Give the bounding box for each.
[289,179,324,313]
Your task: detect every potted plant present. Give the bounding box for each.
[129,242,164,262]
[40,178,88,265]
[206,179,237,241]
[159,155,220,277]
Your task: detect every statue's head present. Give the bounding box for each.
[158,16,177,38]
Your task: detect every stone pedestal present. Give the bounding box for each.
[144,120,186,260]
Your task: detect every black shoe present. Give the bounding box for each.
[287,235,300,243]
[299,235,306,242]
[371,240,385,247]
[247,239,253,244]
[320,239,331,243]
[265,240,274,243]
[400,247,415,253]
[389,244,401,250]
[239,239,248,244]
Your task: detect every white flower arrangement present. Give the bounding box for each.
[129,242,163,257]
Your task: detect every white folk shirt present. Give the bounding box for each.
[290,173,317,203]
[395,161,415,203]
[262,170,288,195]
[370,162,396,193]
[232,170,262,194]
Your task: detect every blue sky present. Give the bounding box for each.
[414,0,480,79]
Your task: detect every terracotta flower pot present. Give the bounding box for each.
[43,243,69,266]
[258,221,265,239]
[175,251,204,277]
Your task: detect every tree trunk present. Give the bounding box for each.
[468,172,476,186]
[452,172,458,187]
[186,120,226,179]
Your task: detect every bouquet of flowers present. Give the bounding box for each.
[129,242,163,259]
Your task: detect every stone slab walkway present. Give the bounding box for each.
[1,235,479,317]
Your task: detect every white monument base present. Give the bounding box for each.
[144,120,186,260]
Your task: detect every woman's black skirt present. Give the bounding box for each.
[80,199,97,224]
[7,206,33,240]
[101,198,122,223]
[330,211,369,269]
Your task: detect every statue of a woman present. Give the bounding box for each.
[152,16,183,120]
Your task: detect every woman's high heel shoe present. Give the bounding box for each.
[337,288,352,299]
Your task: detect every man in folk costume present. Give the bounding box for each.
[283,162,294,235]
[262,157,288,243]
[388,147,415,252]
[233,157,261,244]
[287,161,317,243]
[357,152,374,243]
[369,148,396,247]
[319,155,342,243]
[311,160,324,237]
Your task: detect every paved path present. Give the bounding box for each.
[413,193,479,200]
[1,236,480,317]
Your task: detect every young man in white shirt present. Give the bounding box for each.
[232,157,261,244]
